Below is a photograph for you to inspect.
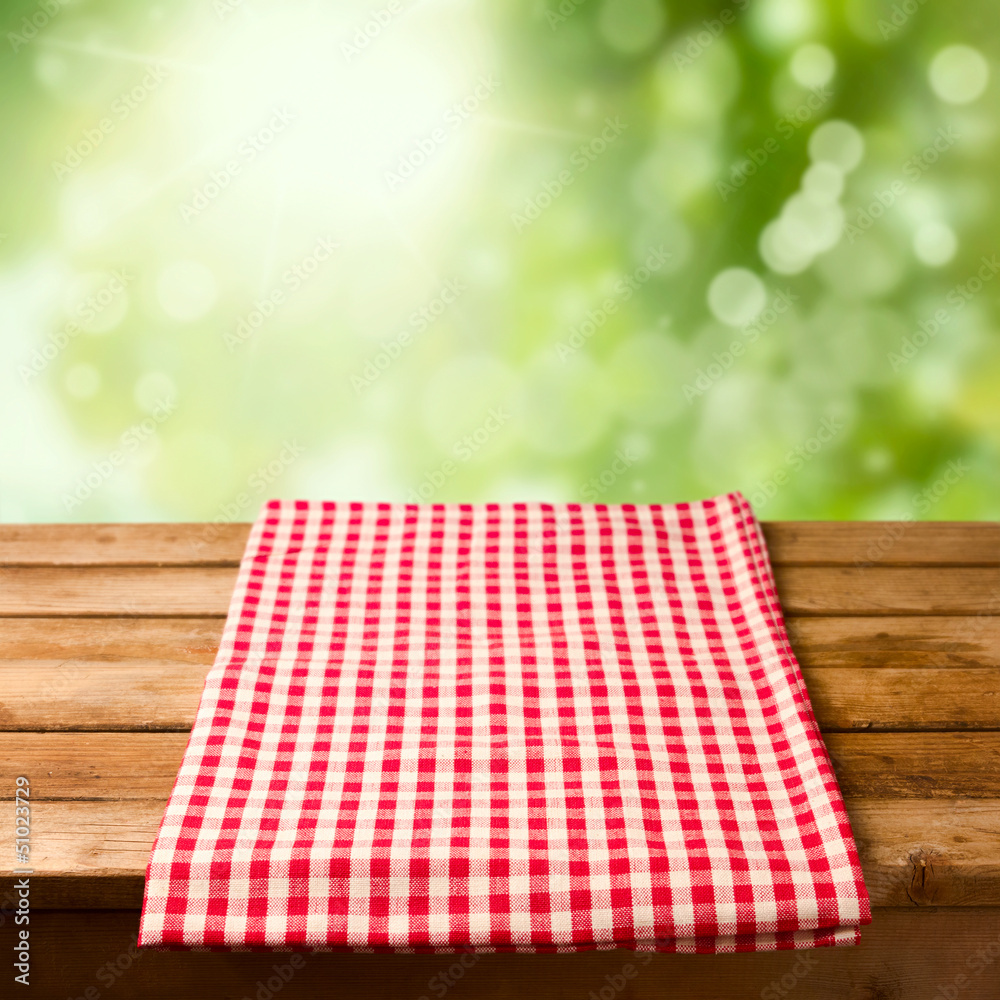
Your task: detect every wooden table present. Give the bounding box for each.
[2,522,999,999]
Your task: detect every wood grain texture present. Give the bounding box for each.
[850,798,1000,908]
[4,521,999,567]
[2,798,997,909]
[785,616,1000,669]
[3,732,998,801]
[0,660,211,731]
[13,908,1000,1000]
[1,518,998,970]
[823,733,1000,798]
[0,617,224,662]
[803,668,1000,732]
[772,566,1000,616]
[2,660,996,732]
[2,564,999,617]
[0,522,248,566]
[4,615,1000,668]
[761,521,1000,566]
[0,566,236,617]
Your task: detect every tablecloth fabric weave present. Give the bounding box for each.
[139,493,870,953]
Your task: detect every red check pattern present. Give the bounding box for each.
[139,493,869,953]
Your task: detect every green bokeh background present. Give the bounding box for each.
[2,0,998,522]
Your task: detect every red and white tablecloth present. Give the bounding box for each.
[139,493,870,952]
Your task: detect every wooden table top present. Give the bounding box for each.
[2,520,998,914]
[3,521,1000,999]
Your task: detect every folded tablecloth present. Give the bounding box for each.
[139,493,870,953]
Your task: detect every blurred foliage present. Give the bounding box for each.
[1,0,998,521]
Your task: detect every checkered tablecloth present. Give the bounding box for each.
[139,494,869,952]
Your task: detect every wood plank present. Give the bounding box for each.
[0,522,248,566]
[803,668,1000,732]
[4,522,998,568]
[3,732,997,801]
[774,566,1000,616]
[2,564,999,617]
[761,521,1000,566]
[786,616,1000,669]
[4,615,1000,669]
[2,798,997,909]
[823,733,1000,798]
[17,908,1000,1000]
[0,733,188,798]
[0,800,161,906]
[3,660,996,732]
[0,661,211,731]
[0,617,223,662]
[0,566,236,617]
[850,798,1000,907]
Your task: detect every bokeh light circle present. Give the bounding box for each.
[929,45,990,105]
[34,53,68,89]
[760,220,813,275]
[913,221,958,267]
[808,120,864,172]
[750,0,823,49]
[802,162,845,203]
[707,268,767,326]
[790,43,836,88]
[781,194,844,254]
